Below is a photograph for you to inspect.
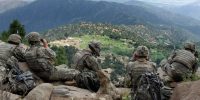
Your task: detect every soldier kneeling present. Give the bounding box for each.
[160,42,198,82]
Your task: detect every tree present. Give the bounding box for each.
[0,31,9,41]
[51,46,68,66]
[9,19,26,38]
[0,19,26,41]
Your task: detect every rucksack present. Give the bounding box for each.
[131,72,164,100]
[75,71,100,92]
[3,57,36,96]
[6,70,36,96]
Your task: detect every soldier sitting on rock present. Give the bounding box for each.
[125,46,158,99]
[24,32,80,82]
[160,42,198,82]
[125,46,157,87]
[0,34,35,95]
[72,41,104,92]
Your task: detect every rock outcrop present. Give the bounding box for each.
[170,80,200,100]
[0,83,130,100]
[24,83,54,100]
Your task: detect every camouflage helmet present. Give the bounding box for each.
[26,32,40,42]
[7,34,22,44]
[88,41,101,56]
[135,46,149,57]
[184,42,195,52]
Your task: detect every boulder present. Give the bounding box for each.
[24,83,54,100]
[51,85,112,100]
[170,80,200,100]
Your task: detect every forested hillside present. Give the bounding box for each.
[43,22,199,83]
[0,0,200,38]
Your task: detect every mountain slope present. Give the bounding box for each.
[0,0,200,37]
[124,0,200,37]
[0,0,29,13]
[0,0,167,32]
[174,1,200,21]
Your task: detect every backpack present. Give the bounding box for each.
[75,71,100,92]
[6,70,36,96]
[3,57,36,96]
[131,72,164,100]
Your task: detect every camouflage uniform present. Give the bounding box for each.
[125,46,156,87]
[125,46,157,100]
[161,42,198,82]
[0,34,26,79]
[24,32,79,82]
[72,41,102,92]
[0,34,35,95]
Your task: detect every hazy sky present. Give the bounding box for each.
[138,0,198,5]
[0,0,198,5]
[0,0,35,1]
[93,0,198,5]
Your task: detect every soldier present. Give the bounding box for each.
[24,32,79,82]
[0,34,25,79]
[0,34,26,63]
[125,46,157,99]
[72,41,105,92]
[160,42,198,82]
[0,34,35,95]
[125,46,156,87]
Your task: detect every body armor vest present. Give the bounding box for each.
[25,46,53,77]
[130,60,155,82]
[73,50,92,72]
[173,50,196,69]
[0,43,15,63]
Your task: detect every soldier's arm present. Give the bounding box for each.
[126,62,133,76]
[12,44,26,62]
[152,62,157,72]
[124,62,132,86]
[84,56,101,72]
[41,47,56,59]
[168,51,176,64]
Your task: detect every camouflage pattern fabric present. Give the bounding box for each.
[0,42,26,85]
[49,67,79,81]
[172,50,196,69]
[161,49,197,82]
[25,45,79,82]
[0,56,35,96]
[7,34,22,44]
[73,49,101,92]
[125,58,156,88]
[161,60,192,82]
[75,71,100,92]
[0,43,16,63]
[12,44,26,62]
[73,49,101,72]
[6,70,35,96]
[0,42,26,63]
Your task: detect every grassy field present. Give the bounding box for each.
[74,35,133,56]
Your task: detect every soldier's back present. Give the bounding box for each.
[173,49,196,69]
[0,42,16,62]
[128,59,156,84]
[72,50,91,71]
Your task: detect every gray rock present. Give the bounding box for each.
[24,83,54,100]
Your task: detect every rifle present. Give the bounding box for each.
[6,57,34,89]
